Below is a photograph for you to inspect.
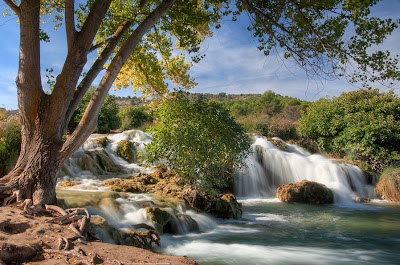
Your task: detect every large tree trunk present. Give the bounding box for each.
[0,0,176,208]
[2,108,68,205]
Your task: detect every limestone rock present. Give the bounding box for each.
[276,180,334,204]
[145,207,172,234]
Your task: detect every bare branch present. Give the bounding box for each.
[3,0,20,17]
[65,0,77,50]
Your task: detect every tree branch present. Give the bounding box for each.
[78,0,113,51]
[287,0,332,57]
[63,20,133,129]
[65,0,77,50]
[61,0,177,157]
[3,0,20,17]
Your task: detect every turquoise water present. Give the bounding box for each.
[161,199,400,265]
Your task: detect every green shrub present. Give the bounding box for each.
[143,93,251,193]
[298,89,400,165]
[118,106,153,131]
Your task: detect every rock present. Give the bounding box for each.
[276,180,334,204]
[145,207,172,234]
[90,215,160,249]
[175,214,199,233]
[183,190,242,219]
[117,140,137,163]
[355,197,371,203]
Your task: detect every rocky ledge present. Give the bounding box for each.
[276,180,334,204]
[101,164,242,219]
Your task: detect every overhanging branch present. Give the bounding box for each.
[4,0,20,17]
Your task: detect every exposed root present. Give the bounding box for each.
[45,204,68,216]
[57,236,70,251]
[1,192,17,207]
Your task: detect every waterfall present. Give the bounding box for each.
[235,136,375,203]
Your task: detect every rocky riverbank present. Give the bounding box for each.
[0,206,198,265]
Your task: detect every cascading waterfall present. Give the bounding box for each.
[57,130,216,238]
[235,136,376,203]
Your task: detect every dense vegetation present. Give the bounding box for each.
[213,91,309,140]
[298,89,400,166]
[143,93,251,193]
[68,88,121,134]
[118,106,153,131]
[0,111,21,176]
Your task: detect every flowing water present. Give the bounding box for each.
[57,131,400,265]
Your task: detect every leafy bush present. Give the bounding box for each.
[68,88,121,134]
[118,106,153,131]
[143,94,251,193]
[298,89,400,164]
[0,115,21,176]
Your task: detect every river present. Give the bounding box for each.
[57,130,400,265]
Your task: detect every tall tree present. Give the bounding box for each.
[0,0,225,206]
[0,0,398,207]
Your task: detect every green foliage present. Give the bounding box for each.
[238,0,400,86]
[118,106,153,131]
[298,89,400,164]
[0,116,21,174]
[68,88,121,134]
[143,93,251,193]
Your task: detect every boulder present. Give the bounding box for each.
[145,207,172,234]
[183,190,242,219]
[90,215,160,249]
[276,180,334,204]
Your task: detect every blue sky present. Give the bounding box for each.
[1,1,400,110]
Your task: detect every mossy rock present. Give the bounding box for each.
[93,136,109,147]
[58,179,82,187]
[117,140,137,163]
[276,180,334,204]
[102,178,144,193]
[145,207,172,234]
[268,138,289,152]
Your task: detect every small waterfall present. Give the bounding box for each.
[58,130,153,187]
[235,136,375,203]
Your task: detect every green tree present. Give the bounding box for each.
[143,94,251,193]
[118,106,153,131]
[68,88,121,134]
[298,89,400,164]
[1,0,398,206]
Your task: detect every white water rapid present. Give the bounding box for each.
[235,136,376,203]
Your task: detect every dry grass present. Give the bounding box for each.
[376,167,400,202]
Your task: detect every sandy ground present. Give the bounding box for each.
[0,206,198,265]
